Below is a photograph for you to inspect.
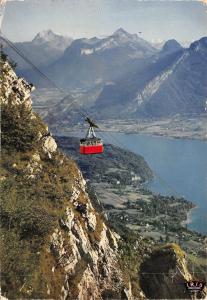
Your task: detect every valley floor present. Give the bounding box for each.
[48,115,207,141]
[98,115,207,141]
[32,88,206,141]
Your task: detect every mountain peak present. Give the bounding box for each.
[190,37,207,52]
[32,30,73,51]
[162,39,182,52]
[33,29,57,43]
[113,28,131,37]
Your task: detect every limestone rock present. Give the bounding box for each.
[42,136,57,155]
[49,180,130,299]
[32,152,41,162]
[0,62,34,110]
[86,210,97,231]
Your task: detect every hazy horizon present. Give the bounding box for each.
[1,0,207,44]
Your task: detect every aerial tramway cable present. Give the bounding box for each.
[0,31,185,198]
[0,31,88,119]
[0,32,125,153]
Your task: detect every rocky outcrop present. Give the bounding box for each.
[42,135,57,158]
[0,61,34,108]
[49,170,129,299]
[139,243,206,300]
[1,60,57,160]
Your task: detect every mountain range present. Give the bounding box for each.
[2,29,207,119]
[18,28,157,89]
[94,37,207,118]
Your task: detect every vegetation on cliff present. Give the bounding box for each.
[0,56,130,299]
[1,113,79,298]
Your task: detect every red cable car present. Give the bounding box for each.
[80,118,104,155]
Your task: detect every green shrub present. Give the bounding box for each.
[18,206,55,238]
[1,103,41,152]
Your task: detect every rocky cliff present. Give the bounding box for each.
[1,56,205,300]
[0,57,135,299]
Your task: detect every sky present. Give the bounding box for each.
[1,0,207,43]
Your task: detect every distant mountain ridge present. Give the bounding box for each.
[2,29,206,119]
[40,28,157,88]
[1,29,73,70]
[93,36,207,118]
[13,28,156,88]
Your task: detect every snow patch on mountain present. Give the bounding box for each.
[81,38,120,56]
[80,29,155,56]
[81,48,94,55]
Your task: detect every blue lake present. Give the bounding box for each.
[101,132,207,234]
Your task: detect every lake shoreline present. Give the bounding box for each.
[103,130,207,142]
[99,116,207,141]
[57,134,206,275]
[53,127,207,142]
[181,205,197,228]
[56,132,207,234]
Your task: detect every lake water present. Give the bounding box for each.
[101,132,207,234]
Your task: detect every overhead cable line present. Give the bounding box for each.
[0,31,88,119]
[0,31,187,199]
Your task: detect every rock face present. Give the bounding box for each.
[139,244,206,300]
[0,61,34,108]
[42,135,57,157]
[49,171,127,300]
[0,57,134,299]
[0,60,57,160]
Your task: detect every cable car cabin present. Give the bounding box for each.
[80,137,103,154]
[80,117,104,155]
